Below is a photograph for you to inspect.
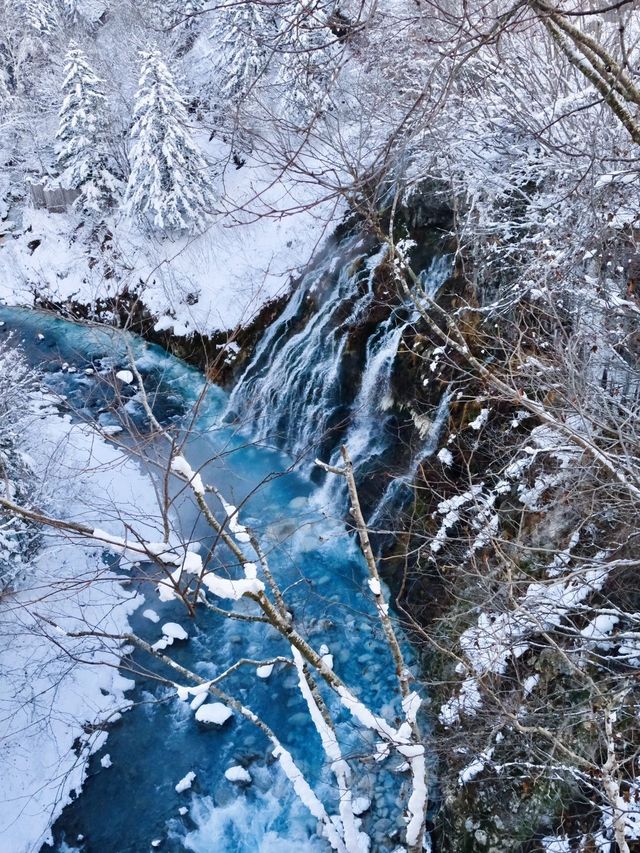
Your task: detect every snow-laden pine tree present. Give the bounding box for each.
[56,46,122,213]
[215,0,271,104]
[162,0,204,30]
[275,0,337,125]
[59,0,79,26]
[124,49,215,234]
[25,0,58,36]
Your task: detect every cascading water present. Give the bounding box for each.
[313,256,452,519]
[225,234,383,459]
[227,232,453,521]
[366,391,451,534]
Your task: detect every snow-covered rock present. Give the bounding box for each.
[224,765,251,784]
[194,703,233,726]
[175,771,196,793]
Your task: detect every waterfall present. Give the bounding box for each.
[226,229,453,518]
[225,234,385,457]
[312,255,452,517]
[366,390,451,533]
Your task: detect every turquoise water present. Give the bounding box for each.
[0,308,420,853]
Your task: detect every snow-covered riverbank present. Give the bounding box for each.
[0,394,164,852]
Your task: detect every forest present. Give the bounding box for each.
[1,0,640,851]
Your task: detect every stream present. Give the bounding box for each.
[0,306,421,853]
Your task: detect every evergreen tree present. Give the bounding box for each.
[25,0,58,36]
[59,0,79,26]
[163,0,204,30]
[276,0,337,125]
[215,0,270,104]
[56,46,122,213]
[124,49,215,233]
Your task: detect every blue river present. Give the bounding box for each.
[0,307,422,853]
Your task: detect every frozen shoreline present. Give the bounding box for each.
[0,399,165,853]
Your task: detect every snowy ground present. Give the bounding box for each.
[0,396,166,852]
[0,140,342,336]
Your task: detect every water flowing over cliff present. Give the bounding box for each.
[226,230,452,522]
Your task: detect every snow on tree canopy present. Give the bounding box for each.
[55,45,122,213]
[124,49,216,234]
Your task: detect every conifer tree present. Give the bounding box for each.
[166,0,204,29]
[56,46,122,213]
[124,49,215,233]
[60,0,79,27]
[25,0,58,36]
[216,0,270,104]
[276,0,337,125]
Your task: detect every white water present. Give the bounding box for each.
[228,236,453,522]
[226,235,379,458]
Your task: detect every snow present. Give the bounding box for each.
[200,572,265,600]
[431,485,484,553]
[195,702,233,726]
[0,146,340,335]
[439,677,483,727]
[152,622,189,651]
[224,765,252,784]
[115,369,134,384]
[0,403,164,852]
[124,50,215,233]
[143,608,160,623]
[459,757,485,785]
[368,577,381,596]
[161,622,188,640]
[256,663,274,678]
[175,771,196,793]
[351,797,371,816]
[402,691,422,725]
[459,749,493,785]
[100,754,113,769]
[101,424,123,436]
[541,837,571,853]
[171,454,205,496]
[319,643,333,670]
[402,747,427,847]
[190,692,209,711]
[216,494,252,544]
[581,613,618,643]
[468,408,490,431]
[291,646,369,851]
[437,447,453,467]
[440,540,612,726]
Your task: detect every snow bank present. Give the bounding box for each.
[0,402,165,852]
[0,140,342,336]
